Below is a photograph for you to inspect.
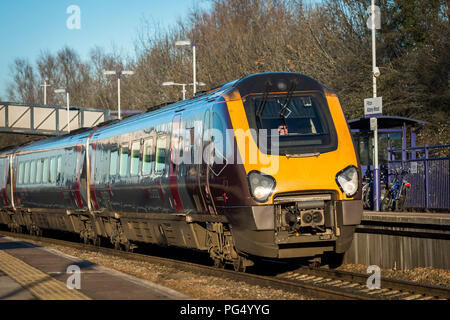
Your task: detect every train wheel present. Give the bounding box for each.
[324,252,345,269]
[122,241,132,252]
[232,256,247,273]
[308,257,322,268]
[92,236,101,247]
[213,258,225,269]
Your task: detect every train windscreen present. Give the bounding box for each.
[243,93,338,156]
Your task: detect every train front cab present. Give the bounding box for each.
[223,73,363,264]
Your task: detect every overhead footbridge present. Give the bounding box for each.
[0,102,112,136]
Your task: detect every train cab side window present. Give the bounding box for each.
[110,149,119,177]
[50,157,57,183]
[36,159,43,184]
[24,161,30,184]
[30,160,36,184]
[18,162,24,185]
[119,145,130,177]
[130,141,141,177]
[43,158,49,183]
[142,138,155,175]
[212,112,226,163]
[155,135,167,174]
[56,156,62,182]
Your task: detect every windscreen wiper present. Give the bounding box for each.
[285,152,321,159]
[256,90,269,129]
[279,82,295,130]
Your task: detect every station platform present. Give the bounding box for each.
[363,210,450,225]
[344,210,450,270]
[0,235,189,300]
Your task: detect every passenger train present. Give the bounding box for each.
[0,72,362,271]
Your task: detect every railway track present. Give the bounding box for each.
[1,230,449,300]
[276,268,450,300]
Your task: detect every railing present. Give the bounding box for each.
[388,144,449,210]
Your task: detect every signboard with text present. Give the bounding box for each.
[364,97,383,118]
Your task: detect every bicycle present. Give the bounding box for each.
[381,168,411,212]
[362,169,374,210]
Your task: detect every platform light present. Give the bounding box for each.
[175,40,197,96]
[162,82,205,100]
[104,70,135,119]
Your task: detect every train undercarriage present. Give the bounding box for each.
[0,192,360,272]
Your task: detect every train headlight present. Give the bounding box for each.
[336,166,359,197]
[248,171,276,202]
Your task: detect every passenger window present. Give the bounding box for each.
[18,162,24,185]
[36,159,43,184]
[110,149,119,176]
[155,136,167,174]
[24,161,30,184]
[119,145,130,177]
[43,158,49,183]
[30,161,36,184]
[142,138,155,175]
[130,141,141,177]
[50,157,56,183]
[56,156,62,182]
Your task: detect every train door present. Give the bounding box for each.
[88,142,100,211]
[73,145,86,210]
[198,109,217,214]
[169,114,184,212]
[208,108,229,208]
[0,157,9,207]
[7,155,16,209]
[183,115,206,213]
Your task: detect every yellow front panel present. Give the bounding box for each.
[226,90,358,203]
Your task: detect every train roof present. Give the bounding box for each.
[3,72,323,155]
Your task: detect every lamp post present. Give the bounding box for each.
[162,82,206,100]
[40,78,51,105]
[54,88,70,133]
[371,0,379,211]
[175,40,197,96]
[366,0,381,211]
[104,70,135,119]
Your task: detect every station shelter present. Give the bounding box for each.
[348,116,427,210]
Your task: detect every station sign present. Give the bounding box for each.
[364,97,383,118]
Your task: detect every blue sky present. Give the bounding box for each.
[0,0,210,99]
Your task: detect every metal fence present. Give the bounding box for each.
[388,145,450,210]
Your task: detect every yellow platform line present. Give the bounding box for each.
[0,250,91,300]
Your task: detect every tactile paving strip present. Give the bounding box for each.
[0,250,90,300]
